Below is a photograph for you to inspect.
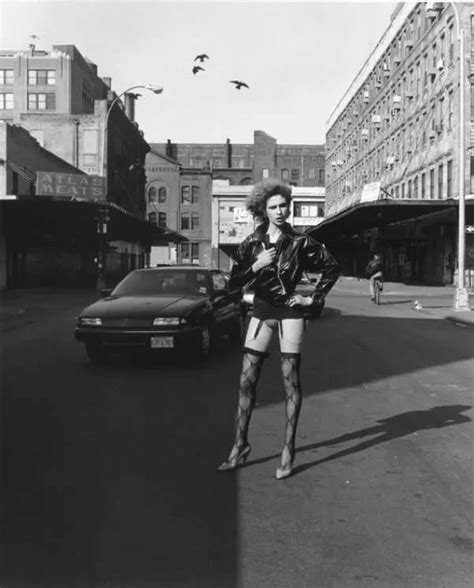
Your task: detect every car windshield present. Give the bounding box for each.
[112,269,210,296]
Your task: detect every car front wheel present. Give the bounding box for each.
[198,324,212,359]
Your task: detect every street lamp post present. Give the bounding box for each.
[97,83,163,291]
[448,2,470,310]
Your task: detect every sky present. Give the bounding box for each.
[1,0,399,145]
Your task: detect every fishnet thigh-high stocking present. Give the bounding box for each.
[229,350,265,454]
[280,352,302,468]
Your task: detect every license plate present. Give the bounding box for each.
[150,336,174,349]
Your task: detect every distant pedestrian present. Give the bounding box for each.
[218,179,340,479]
[365,253,384,301]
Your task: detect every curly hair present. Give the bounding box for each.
[246,179,293,221]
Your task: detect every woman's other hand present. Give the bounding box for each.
[252,247,277,272]
[287,294,313,307]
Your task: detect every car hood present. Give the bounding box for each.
[80,295,207,318]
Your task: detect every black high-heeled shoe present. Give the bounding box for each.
[217,444,251,471]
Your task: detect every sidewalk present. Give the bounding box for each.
[332,277,474,327]
[0,288,98,329]
[1,280,473,328]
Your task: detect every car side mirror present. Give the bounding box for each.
[100,288,113,297]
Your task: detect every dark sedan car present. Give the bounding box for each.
[75,266,245,364]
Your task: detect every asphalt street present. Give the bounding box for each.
[0,285,473,588]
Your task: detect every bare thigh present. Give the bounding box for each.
[244,317,306,354]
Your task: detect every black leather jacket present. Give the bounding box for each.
[229,222,340,307]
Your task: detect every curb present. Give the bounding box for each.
[444,314,474,328]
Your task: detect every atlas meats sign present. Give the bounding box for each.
[36,172,105,199]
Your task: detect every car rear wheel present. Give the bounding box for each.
[85,343,107,365]
[230,312,246,344]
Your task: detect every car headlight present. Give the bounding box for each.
[79,317,103,326]
[153,317,186,326]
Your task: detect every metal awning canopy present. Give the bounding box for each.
[308,198,474,239]
[1,197,184,245]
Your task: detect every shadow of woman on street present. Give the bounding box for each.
[245,405,472,473]
[293,404,472,475]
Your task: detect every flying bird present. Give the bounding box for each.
[192,65,205,75]
[230,80,249,90]
[30,34,39,40]
[194,54,209,62]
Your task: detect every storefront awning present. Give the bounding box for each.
[1,197,182,246]
[308,198,474,240]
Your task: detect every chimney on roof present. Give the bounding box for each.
[124,92,136,122]
[166,139,177,160]
[226,138,232,168]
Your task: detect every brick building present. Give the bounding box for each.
[314,2,474,286]
[146,131,325,266]
[0,44,163,288]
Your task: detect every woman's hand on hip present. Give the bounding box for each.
[252,248,277,272]
[287,294,313,307]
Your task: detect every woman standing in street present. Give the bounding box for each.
[218,179,340,479]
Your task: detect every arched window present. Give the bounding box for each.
[148,187,157,202]
[158,187,167,203]
[148,212,157,224]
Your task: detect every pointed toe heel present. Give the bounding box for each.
[218,444,251,472]
[275,466,293,480]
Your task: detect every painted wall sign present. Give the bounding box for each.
[36,172,105,199]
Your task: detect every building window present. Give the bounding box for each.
[0,93,14,109]
[319,169,325,183]
[262,168,269,179]
[213,159,221,168]
[27,92,55,110]
[447,160,452,198]
[191,186,200,203]
[0,70,13,85]
[148,187,157,202]
[291,169,300,179]
[148,212,157,224]
[158,187,167,203]
[407,179,412,199]
[181,186,191,204]
[281,168,289,181]
[421,172,426,199]
[181,242,199,264]
[413,176,418,199]
[294,203,320,217]
[430,169,435,199]
[438,164,443,199]
[181,212,199,230]
[401,183,405,199]
[308,168,316,179]
[449,25,454,63]
[158,212,167,227]
[449,91,454,128]
[28,69,56,85]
